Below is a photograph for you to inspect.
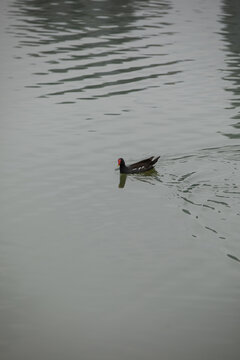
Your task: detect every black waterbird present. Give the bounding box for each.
[118,156,160,174]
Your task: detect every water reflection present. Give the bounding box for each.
[118,168,160,188]
[220,0,240,138]
[8,0,185,101]
[118,173,127,188]
[10,0,172,41]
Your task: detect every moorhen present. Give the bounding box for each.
[118,156,160,174]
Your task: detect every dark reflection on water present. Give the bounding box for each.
[118,173,127,188]
[8,0,187,100]
[10,0,172,40]
[11,0,139,45]
[220,0,240,138]
[118,168,160,188]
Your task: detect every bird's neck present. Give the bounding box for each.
[120,162,127,173]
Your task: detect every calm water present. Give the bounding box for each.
[1,0,240,359]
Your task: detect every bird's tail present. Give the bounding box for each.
[151,156,160,165]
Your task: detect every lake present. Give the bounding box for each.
[0,0,240,359]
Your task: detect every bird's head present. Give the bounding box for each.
[118,158,124,166]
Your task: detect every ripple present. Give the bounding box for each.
[8,0,187,100]
[119,146,240,244]
[227,254,240,263]
[207,199,230,207]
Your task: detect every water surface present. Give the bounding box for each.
[1,0,240,359]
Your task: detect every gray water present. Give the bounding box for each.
[1,0,240,359]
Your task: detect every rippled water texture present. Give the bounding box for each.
[1,0,240,359]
